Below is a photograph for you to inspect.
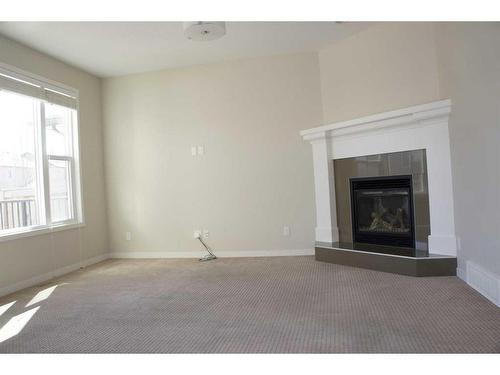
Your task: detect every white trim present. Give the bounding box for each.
[310,133,337,243]
[110,249,315,259]
[73,98,85,225]
[300,100,451,137]
[0,222,85,243]
[40,101,51,226]
[458,261,500,308]
[33,100,47,226]
[315,227,338,243]
[110,251,205,259]
[300,100,457,256]
[456,267,467,281]
[0,253,109,298]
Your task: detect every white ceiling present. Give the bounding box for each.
[0,22,371,78]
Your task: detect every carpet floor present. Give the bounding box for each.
[0,256,499,353]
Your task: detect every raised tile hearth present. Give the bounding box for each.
[315,242,457,277]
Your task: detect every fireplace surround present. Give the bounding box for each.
[300,100,457,257]
[333,149,431,255]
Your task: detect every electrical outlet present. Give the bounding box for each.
[203,230,209,239]
[193,230,201,239]
[283,226,290,237]
[125,232,132,241]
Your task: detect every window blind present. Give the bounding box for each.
[0,69,77,109]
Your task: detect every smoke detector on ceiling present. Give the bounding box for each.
[183,22,226,41]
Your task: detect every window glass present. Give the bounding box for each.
[45,102,74,157]
[0,90,41,230]
[48,159,72,223]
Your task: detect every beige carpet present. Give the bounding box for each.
[0,256,499,353]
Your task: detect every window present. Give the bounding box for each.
[0,64,82,238]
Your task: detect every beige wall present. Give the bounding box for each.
[0,35,108,291]
[319,22,441,123]
[102,53,322,255]
[435,23,500,276]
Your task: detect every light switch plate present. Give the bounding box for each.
[191,146,197,156]
[197,145,204,155]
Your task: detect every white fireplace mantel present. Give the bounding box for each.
[300,100,457,256]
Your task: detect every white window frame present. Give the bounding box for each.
[0,62,84,242]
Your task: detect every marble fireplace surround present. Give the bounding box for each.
[300,100,457,256]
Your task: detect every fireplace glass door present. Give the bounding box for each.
[350,176,415,248]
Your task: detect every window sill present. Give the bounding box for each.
[0,222,86,243]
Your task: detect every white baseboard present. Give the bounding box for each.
[110,251,204,259]
[456,267,466,281]
[109,248,315,259]
[457,261,500,307]
[0,253,109,298]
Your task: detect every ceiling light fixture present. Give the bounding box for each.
[183,22,226,42]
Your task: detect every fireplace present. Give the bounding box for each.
[301,100,457,256]
[350,175,415,248]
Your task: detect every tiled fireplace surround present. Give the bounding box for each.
[300,100,457,256]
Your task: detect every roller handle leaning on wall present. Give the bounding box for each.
[196,234,217,262]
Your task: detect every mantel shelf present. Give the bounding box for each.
[300,99,451,140]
